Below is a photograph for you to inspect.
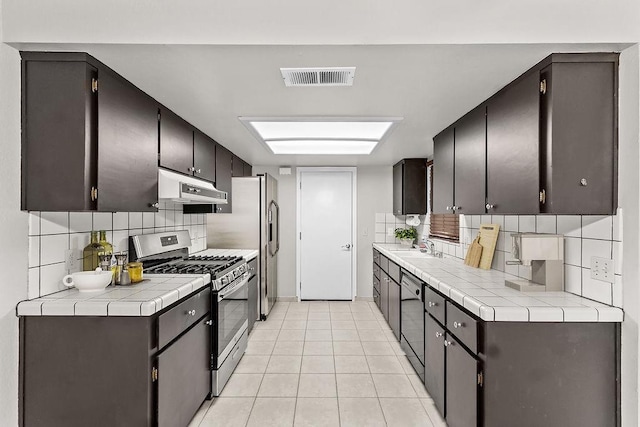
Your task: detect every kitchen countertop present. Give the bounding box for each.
[374,243,623,322]
[197,248,259,261]
[16,274,210,317]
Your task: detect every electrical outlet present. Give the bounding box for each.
[363,227,369,237]
[591,257,614,283]
[65,249,79,271]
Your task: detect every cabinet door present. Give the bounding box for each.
[486,72,540,214]
[244,161,252,177]
[381,272,389,321]
[193,130,216,183]
[425,313,445,417]
[445,333,478,427]
[232,155,244,177]
[97,71,159,212]
[392,161,403,215]
[215,144,233,213]
[388,279,400,340]
[160,108,194,176]
[454,107,486,215]
[157,317,211,427]
[433,128,455,214]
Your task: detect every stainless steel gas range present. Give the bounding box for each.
[130,230,249,397]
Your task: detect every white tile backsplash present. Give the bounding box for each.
[557,215,581,237]
[581,239,612,267]
[564,237,582,267]
[582,268,612,305]
[518,216,536,232]
[536,216,557,234]
[565,265,582,294]
[582,215,613,240]
[27,203,207,299]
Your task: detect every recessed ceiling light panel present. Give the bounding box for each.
[266,140,378,155]
[250,121,392,140]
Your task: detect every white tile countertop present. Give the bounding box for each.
[197,248,259,261]
[374,243,623,322]
[16,274,210,317]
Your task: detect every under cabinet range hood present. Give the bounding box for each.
[158,168,228,205]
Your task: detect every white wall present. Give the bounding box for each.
[252,166,393,300]
[1,0,638,45]
[0,4,27,424]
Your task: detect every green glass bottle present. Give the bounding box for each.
[82,231,105,271]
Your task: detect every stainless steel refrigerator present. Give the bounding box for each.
[206,174,279,319]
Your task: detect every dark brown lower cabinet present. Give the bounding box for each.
[445,334,478,427]
[388,279,400,340]
[424,313,445,417]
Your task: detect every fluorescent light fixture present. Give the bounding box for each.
[266,140,379,155]
[239,117,402,155]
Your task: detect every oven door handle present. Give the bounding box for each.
[217,273,249,301]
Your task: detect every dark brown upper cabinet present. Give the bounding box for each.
[393,158,428,215]
[243,162,253,177]
[21,52,159,212]
[215,145,233,213]
[232,155,252,178]
[193,130,216,183]
[159,108,194,177]
[433,53,618,216]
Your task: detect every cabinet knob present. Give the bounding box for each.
[485,203,495,210]
[205,320,213,326]
[188,166,195,172]
[218,207,223,212]
[428,301,437,307]
[453,321,464,329]
[187,309,196,316]
[435,332,443,338]
[150,202,159,208]
[444,340,452,347]
[446,206,451,211]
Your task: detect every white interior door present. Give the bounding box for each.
[299,170,354,300]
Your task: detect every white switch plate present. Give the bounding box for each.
[591,257,614,283]
[65,249,79,271]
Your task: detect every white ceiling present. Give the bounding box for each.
[13,42,629,166]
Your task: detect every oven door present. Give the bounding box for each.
[400,272,425,379]
[216,274,249,367]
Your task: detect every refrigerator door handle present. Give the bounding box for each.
[269,200,280,256]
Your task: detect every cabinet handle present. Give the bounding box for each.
[452,206,460,211]
[187,309,196,316]
[205,320,213,326]
[539,189,546,204]
[90,186,98,202]
[188,166,196,172]
[444,340,452,347]
[150,202,159,208]
[218,207,223,212]
[446,206,451,211]
[428,301,437,307]
[196,169,201,174]
[435,332,443,338]
[453,321,464,329]
[485,203,495,210]
[540,79,547,95]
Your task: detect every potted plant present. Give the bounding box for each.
[395,227,417,247]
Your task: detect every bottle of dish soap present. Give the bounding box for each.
[98,230,116,279]
[82,231,105,271]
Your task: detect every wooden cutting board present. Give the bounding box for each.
[464,235,483,268]
[478,224,500,270]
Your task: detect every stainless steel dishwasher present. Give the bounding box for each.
[400,270,425,380]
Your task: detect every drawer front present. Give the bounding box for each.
[380,255,389,273]
[446,301,478,354]
[248,257,258,278]
[373,249,381,266]
[388,261,401,284]
[373,263,381,280]
[158,287,211,349]
[373,274,380,294]
[424,286,445,325]
[373,288,380,310]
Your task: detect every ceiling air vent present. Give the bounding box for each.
[280,67,356,87]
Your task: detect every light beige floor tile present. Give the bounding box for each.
[362,341,395,356]
[352,311,375,320]
[331,329,360,341]
[307,320,331,330]
[336,373,377,397]
[329,303,351,312]
[277,329,306,341]
[380,398,434,427]
[284,311,308,320]
[421,399,447,427]
[199,397,254,427]
[308,312,330,320]
[389,340,405,355]
[250,329,280,341]
[366,355,405,374]
[220,373,263,397]
[288,306,310,313]
[356,320,382,330]
[298,373,337,397]
[408,374,431,398]
[255,320,283,330]
[303,341,334,355]
[308,303,330,312]
[333,341,364,356]
[273,340,304,355]
[245,340,275,355]
[382,330,397,341]
[350,302,373,312]
[258,373,299,397]
[246,397,296,427]
[335,355,370,374]
[282,320,307,329]
[330,312,353,321]
[301,355,335,373]
[338,397,386,427]
[305,329,332,341]
[331,320,357,330]
[235,355,270,374]
[398,355,418,375]
[266,355,302,373]
[267,311,286,320]
[378,321,392,331]
[357,329,387,342]
[372,374,418,397]
[294,398,340,427]
[187,399,212,427]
